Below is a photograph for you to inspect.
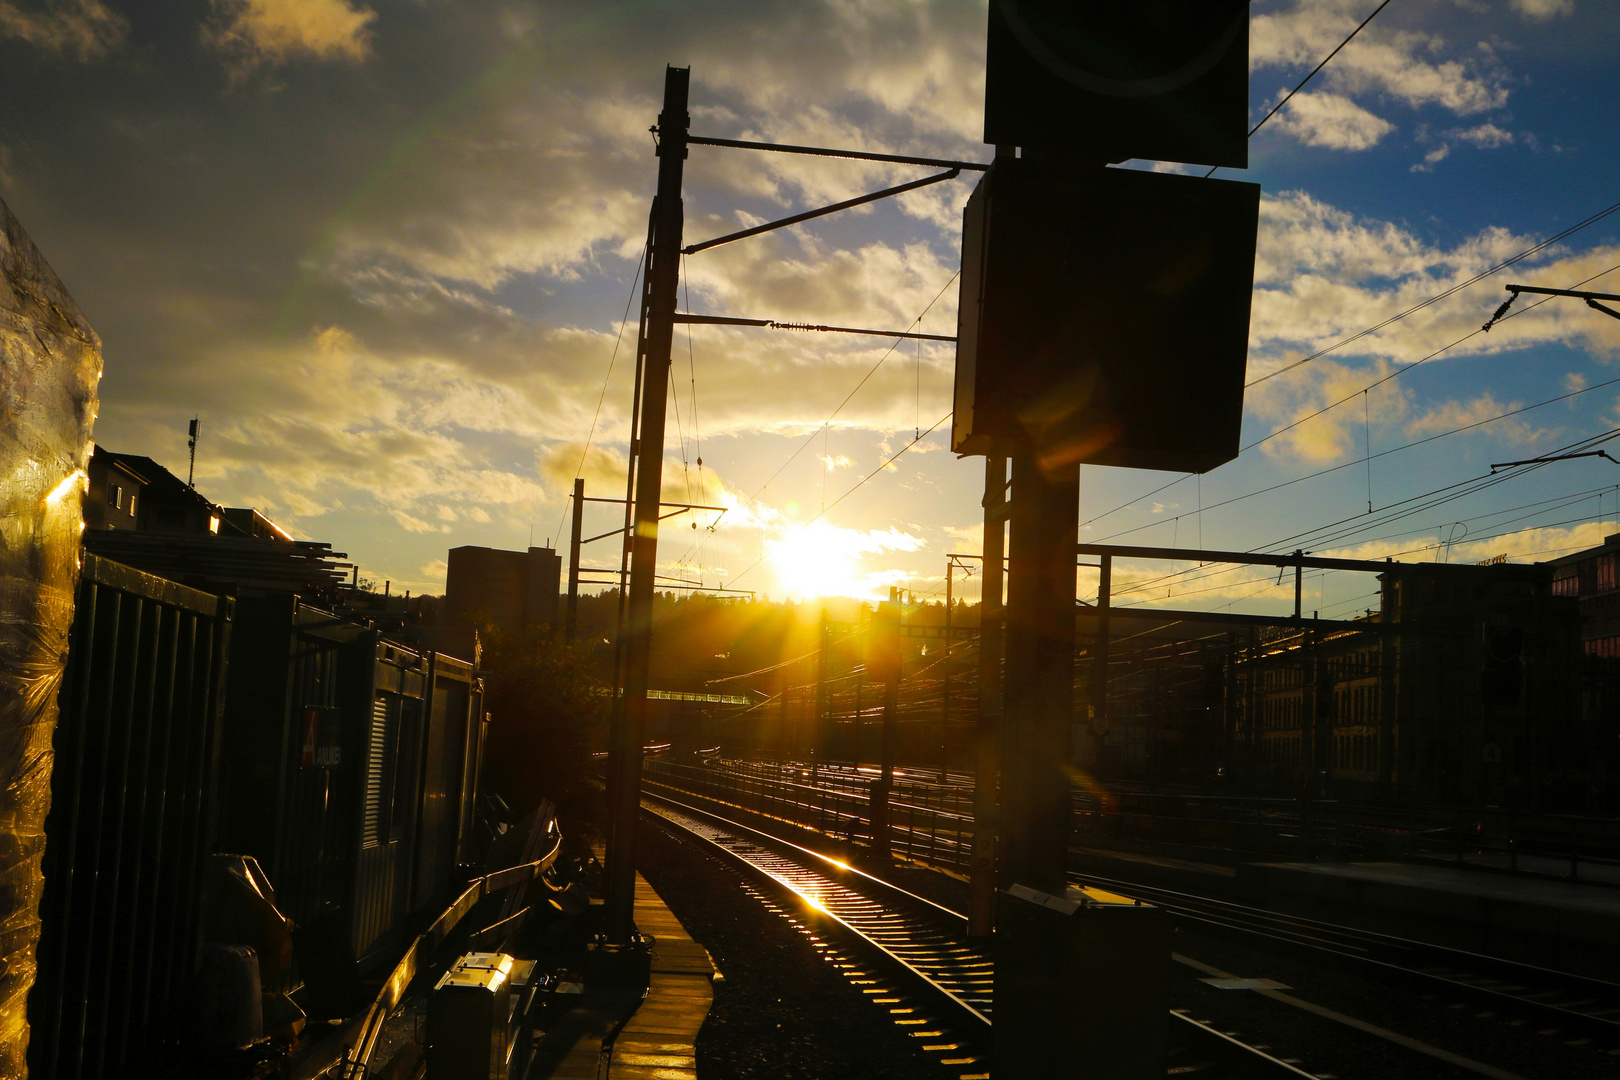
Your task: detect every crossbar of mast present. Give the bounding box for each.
[674,312,954,342]
[1077,542,1409,574]
[682,169,959,255]
[683,132,990,172]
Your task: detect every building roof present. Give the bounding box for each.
[94,446,220,517]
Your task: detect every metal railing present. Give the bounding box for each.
[650,758,1620,884]
[332,827,561,1078]
[645,759,975,872]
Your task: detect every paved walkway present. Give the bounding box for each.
[531,872,717,1080]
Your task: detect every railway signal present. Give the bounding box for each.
[964,4,1261,1075]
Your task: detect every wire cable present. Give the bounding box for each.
[728,410,953,587]
[1206,0,1394,178]
[1081,262,1620,535]
[554,240,647,543]
[736,271,959,509]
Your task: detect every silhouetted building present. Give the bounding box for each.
[83,445,350,602]
[1214,562,1581,806]
[86,445,222,534]
[443,545,561,639]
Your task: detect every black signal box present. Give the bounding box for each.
[984,0,1249,169]
[951,161,1259,473]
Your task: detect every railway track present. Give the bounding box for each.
[642,791,1323,1079]
[1071,868,1620,1044]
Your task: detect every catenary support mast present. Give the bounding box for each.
[605,64,688,944]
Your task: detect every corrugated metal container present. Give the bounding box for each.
[30,555,233,1080]
[414,652,483,911]
[219,598,484,966]
[351,640,430,960]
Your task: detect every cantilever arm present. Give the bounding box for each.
[682,169,960,255]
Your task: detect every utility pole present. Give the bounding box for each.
[1094,554,1111,734]
[815,610,828,783]
[870,587,901,859]
[604,64,688,946]
[186,417,199,488]
[566,477,584,646]
[969,452,1006,937]
[999,452,1079,895]
[853,668,863,771]
[942,558,953,782]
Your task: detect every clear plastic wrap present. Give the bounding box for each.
[0,194,101,1076]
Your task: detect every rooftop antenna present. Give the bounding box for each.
[186,418,199,488]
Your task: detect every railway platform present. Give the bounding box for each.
[530,869,717,1080]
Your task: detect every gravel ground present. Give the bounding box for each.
[635,815,969,1079]
[1172,924,1620,1080]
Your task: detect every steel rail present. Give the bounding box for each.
[642,791,987,1032]
[1071,868,1620,1040]
[642,791,1326,1079]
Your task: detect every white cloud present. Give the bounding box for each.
[1404,394,1545,444]
[1253,0,1510,118]
[1271,91,1395,151]
[1511,0,1574,20]
[205,0,376,74]
[1454,123,1515,148]
[0,0,125,59]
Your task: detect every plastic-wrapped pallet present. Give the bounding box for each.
[0,194,101,1077]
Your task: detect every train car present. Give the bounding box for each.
[32,561,491,1078]
[219,593,487,967]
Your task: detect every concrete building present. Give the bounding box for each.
[1219,561,1581,807]
[443,545,561,640]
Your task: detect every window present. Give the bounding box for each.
[1553,570,1579,598]
[127,492,136,520]
[363,697,397,848]
[1600,555,1617,594]
[1585,637,1620,659]
[106,483,118,507]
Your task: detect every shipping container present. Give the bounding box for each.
[30,555,233,1079]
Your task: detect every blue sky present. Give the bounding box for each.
[3,0,1618,615]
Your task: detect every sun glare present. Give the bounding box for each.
[766,521,921,601]
[769,523,863,600]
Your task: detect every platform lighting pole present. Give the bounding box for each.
[968,452,1006,937]
[566,477,584,646]
[998,449,1080,896]
[604,64,688,945]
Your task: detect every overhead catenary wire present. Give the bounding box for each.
[1206,0,1394,179]
[554,239,648,545]
[736,271,959,510]
[1107,431,1620,609]
[1081,262,1620,536]
[1245,207,1620,389]
[729,410,953,588]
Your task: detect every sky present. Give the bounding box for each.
[3,0,1619,619]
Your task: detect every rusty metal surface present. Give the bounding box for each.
[0,193,101,1077]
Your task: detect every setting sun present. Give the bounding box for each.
[765,522,924,602]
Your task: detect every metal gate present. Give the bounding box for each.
[29,554,233,1080]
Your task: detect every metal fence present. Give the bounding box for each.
[30,555,233,1080]
[645,758,975,871]
[659,759,1620,885]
